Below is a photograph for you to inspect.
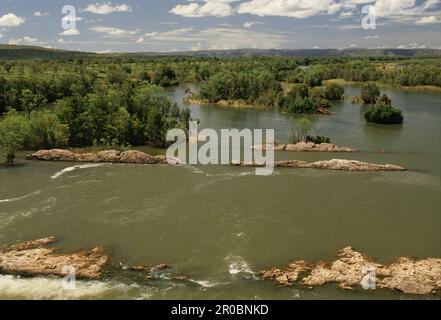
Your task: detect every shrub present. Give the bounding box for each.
[281,97,317,114]
[361,83,380,104]
[306,135,331,144]
[288,84,309,100]
[0,110,31,165]
[364,105,404,124]
[324,84,345,100]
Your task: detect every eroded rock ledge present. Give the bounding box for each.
[0,237,109,279]
[232,159,406,171]
[26,149,168,165]
[261,247,441,295]
[253,142,356,152]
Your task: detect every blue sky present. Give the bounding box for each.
[0,0,440,52]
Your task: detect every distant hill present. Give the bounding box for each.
[137,48,441,58]
[0,44,440,60]
[0,44,96,60]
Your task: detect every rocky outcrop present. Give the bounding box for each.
[0,237,109,279]
[261,247,441,295]
[26,149,168,165]
[260,261,310,286]
[252,142,356,152]
[232,159,406,171]
[379,257,441,295]
[260,247,441,295]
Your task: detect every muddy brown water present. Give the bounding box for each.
[0,84,440,299]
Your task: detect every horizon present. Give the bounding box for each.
[4,43,441,55]
[0,0,440,53]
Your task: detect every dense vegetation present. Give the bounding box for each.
[278,83,344,114]
[0,52,437,164]
[364,93,404,125]
[198,70,282,107]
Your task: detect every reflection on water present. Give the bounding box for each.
[0,84,440,299]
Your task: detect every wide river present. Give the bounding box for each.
[0,84,440,300]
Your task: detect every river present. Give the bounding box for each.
[0,84,440,299]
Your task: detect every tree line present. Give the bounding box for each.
[0,55,429,164]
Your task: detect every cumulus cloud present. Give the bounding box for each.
[59,29,81,36]
[169,0,440,23]
[237,0,340,18]
[170,0,239,17]
[416,15,441,25]
[83,2,132,14]
[0,13,25,27]
[8,36,41,45]
[374,0,441,18]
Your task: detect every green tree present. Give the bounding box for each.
[288,84,309,100]
[20,89,47,118]
[361,83,380,104]
[364,105,404,124]
[291,117,312,143]
[0,110,31,166]
[29,111,69,149]
[324,83,345,100]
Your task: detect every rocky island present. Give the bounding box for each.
[252,142,356,152]
[0,237,109,279]
[232,159,406,171]
[27,149,168,165]
[26,150,406,172]
[261,247,441,295]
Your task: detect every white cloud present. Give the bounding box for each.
[0,13,25,27]
[83,2,132,14]
[237,0,339,18]
[97,49,114,54]
[169,0,440,24]
[243,21,265,28]
[416,16,441,25]
[8,36,41,45]
[89,26,137,37]
[34,11,50,17]
[170,0,238,18]
[135,26,289,50]
[397,42,433,49]
[59,29,81,36]
[374,0,441,18]
[365,35,379,39]
[62,16,83,22]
